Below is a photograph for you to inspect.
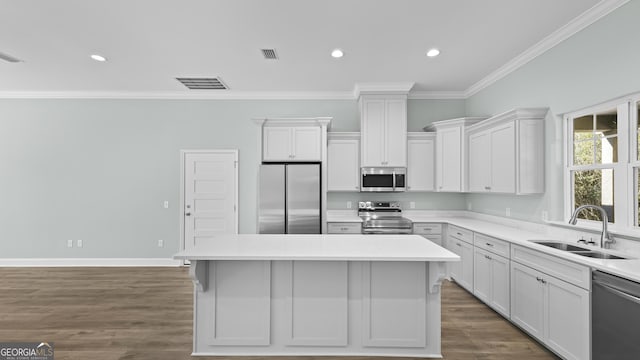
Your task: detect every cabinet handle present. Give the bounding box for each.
[457,232,463,236]
[456,242,462,247]
[485,242,494,247]
[485,255,491,260]
[536,277,547,284]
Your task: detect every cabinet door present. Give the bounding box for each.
[292,127,321,161]
[459,240,474,292]
[384,99,407,167]
[473,247,491,303]
[361,98,386,167]
[544,275,590,360]
[467,131,490,192]
[437,127,462,192]
[448,235,462,282]
[489,122,516,193]
[263,127,292,161]
[489,254,510,317]
[510,261,545,341]
[328,139,360,191]
[407,138,435,191]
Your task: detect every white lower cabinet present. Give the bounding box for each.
[510,261,590,360]
[473,247,510,317]
[327,222,362,234]
[448,234,473,292]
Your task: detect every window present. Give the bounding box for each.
[566,95,640,230]
[568,109,619,223]
[635,101,640,226]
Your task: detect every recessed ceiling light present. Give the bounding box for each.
[426,48,440,58]
[90,54,107,62]
[331,49,344,58]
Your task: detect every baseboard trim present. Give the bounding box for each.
[0,258,183,267]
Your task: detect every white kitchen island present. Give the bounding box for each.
[174,234,459,357]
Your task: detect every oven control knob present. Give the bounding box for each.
[358,202,366,209]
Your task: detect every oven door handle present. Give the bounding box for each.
[597,282,640,305]
[362,228,412,234]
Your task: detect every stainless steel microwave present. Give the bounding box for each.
[360,167,406,192]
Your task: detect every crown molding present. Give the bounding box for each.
[465,0,630,98]
[353,82,415,98]
[0,90,355,100]
[408,91,467,100]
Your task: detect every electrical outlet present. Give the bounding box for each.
[467,202,472,211]
[67,240,73,248]
[346,201,352,209]
[158,239,164,248]
[506,208,511,217]
[77,239,83,248]
[410,201,416,209]
[541,210,548,222]
[163,201,169,209]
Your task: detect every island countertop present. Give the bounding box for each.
[174,234,459,262]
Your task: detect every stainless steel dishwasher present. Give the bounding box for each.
[592,271,640,359]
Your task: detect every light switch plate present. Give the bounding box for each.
[163,201,169,209]
[410,201,416,209]
[158,239,164,248]
[346,201,352,209]
[77,239,83,248]
[67,240,73,248]
[506,208,511,217]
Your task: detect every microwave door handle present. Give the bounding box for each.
[392,170,396,191]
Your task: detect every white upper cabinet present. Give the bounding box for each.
[263,125,322,162]
[407,133,435,191]
[327,133,360,191]
[360,95,408,167]
[425,118,485,192]
[466,108,546,194]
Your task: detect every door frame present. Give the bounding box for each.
[179,149,239,256]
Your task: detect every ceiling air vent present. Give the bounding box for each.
[261,49,278,60]
[0,51,21,63]
[176,77,228,90]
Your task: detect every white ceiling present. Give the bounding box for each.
[0,0,616,97]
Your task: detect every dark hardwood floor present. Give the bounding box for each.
[0,267,558,360]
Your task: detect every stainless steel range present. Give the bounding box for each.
[359,201,413,234]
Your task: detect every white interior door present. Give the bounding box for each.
[182,150,238,251]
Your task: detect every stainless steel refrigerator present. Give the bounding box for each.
[258,163,321,234]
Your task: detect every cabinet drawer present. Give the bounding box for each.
[511,244,590,290]
[413,223,442,235]
[327,223,362,234]
[474,233,510,258]
[448,225,473,244]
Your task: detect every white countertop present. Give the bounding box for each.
[326,210,362,223]
[174,234,459,262]
[401,213,640,283]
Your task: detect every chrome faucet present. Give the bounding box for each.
[568,205,615,249]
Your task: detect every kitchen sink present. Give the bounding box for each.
[530,241,590,252]
[530,240,630,260]
[571,251,628,260]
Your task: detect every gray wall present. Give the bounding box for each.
[464,0,640,223]
[0,98,465,258]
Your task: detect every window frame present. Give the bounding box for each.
[631,95,640,227]
[564,98,630,228]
